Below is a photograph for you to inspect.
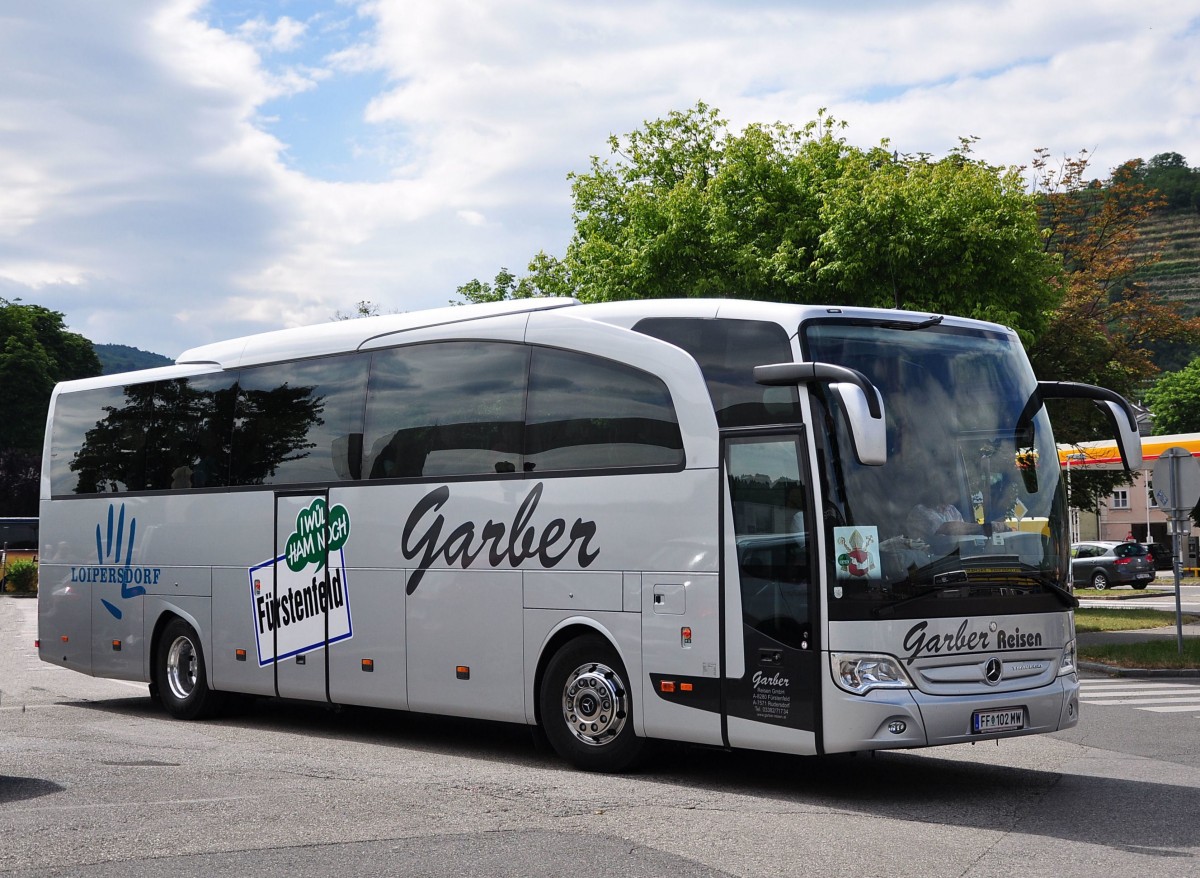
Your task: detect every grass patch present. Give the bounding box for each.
[1079,638,1200,670]
[1075,607,1199,632]
[1073,587,1158,597]
[1076,607,1200,669]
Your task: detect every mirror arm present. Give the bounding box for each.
[754,362,883,420]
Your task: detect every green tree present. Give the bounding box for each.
[1137,152,1200,213]
[0,299,100,451]
[1145,356,1200,434]
[332,300,382,320]
[455,253,574,305]
[464,104,1059,340]
[0,298,101,514]
[0,448,39,515]
[811,137,1054,336]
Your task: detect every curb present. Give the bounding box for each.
[1081,593,1172,601]
[1079,660,1200,678]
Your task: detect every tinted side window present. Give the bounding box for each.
[143,374,237,490]
[231,354,368,486]
[525,347,683,472]
[364,342,529,479]
[634,317,800,427]
[52,375,238,495]
[54,384,151,495]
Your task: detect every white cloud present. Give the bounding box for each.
[238,15,307,53]
[0,0,1196,358]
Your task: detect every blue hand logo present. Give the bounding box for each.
[97,503,146,620]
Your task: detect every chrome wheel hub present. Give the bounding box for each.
[165,635,198,701]
[561,661,628,747]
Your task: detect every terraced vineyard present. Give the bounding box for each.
[1133,210,1200,316]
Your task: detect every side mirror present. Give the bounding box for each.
[1025,381,1143,472]
[1095,399,1143,471]
[754,362,887,466]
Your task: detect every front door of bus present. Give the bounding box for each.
[722,432,820,754]
[272,490,341,702]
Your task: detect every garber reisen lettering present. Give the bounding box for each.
[902,618,1044,665]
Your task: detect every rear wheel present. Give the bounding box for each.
[539,635,645,772]
[156,618,227,720]
[1090,570,1109,590]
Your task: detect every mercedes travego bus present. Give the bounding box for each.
[37,298,1141,771]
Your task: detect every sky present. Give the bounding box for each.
[1,0,1197,359]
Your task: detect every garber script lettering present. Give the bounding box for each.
[902,619,1044,665]
[401,482,600,594]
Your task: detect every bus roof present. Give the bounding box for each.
[55,298,1018,391]
[176,297,580,369]
[571,299,1012,337]
[175,298,1015,371]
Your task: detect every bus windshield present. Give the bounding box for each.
[804,319,1070,621]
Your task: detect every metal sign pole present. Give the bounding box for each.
[1153,447,1200,655]
[1173,514,1186,654]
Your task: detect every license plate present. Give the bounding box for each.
[1135,573,1152,580]
[972,708,1025,733]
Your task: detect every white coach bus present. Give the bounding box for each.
[37,298,1141,771]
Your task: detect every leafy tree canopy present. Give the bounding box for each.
[1133,151,1200,213]
[461,104,1060,341]
[1145,356,1200,435]
[0,298,101,451]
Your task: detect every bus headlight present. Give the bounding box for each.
[1058,638,1077,676]
[831,653,914,695]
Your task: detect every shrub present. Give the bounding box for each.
[5,559,37,594]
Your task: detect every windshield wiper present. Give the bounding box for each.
[871,568,1077,618]
[871,574,969,619]
[1024,574,1078,609]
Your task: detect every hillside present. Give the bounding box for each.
[1133,209,1200,312]
[95,343,173,375]
[1127,208,1200,373]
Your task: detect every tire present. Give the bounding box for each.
[1132,580,1148,590]
[155,618,227,720]
[1090,570,1109,590]
[539,635,645,773]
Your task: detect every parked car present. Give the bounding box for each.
[1070,541,1156,590]
[1146,541,1173,571]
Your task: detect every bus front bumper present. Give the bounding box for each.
[821,675,1080,754]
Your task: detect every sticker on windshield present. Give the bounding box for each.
[834,526,881,582]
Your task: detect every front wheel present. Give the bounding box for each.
[156,618,227,720]
[539,635,645,772]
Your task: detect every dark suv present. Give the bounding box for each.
[1146,542,1173,571]
[1070,541,1156,590]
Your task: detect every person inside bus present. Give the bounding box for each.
[906,488,977,550]
[982,472,1020,533]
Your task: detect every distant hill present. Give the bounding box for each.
[1133,209,1200,309]
[1131,208,1200,372]
[95,343,173,375]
